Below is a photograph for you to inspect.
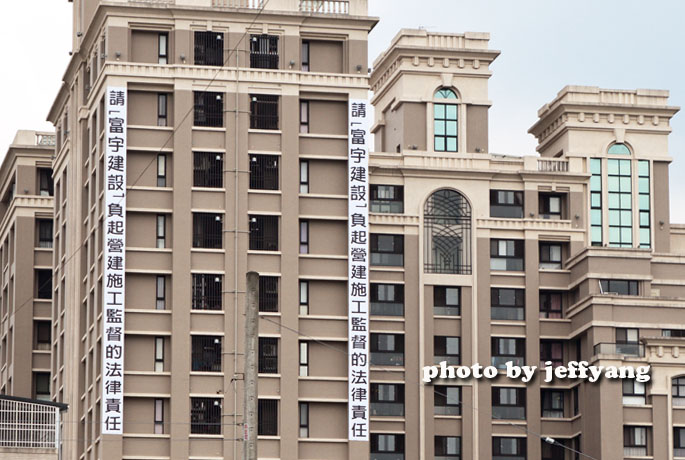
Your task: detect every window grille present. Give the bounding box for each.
[37,220,53,248]
[250,95,279,130]
[194,152,224,188]
[249,215,279,251]
[250,35,279,69]
[258,276,278,312]
[258,399,278,435]
[192,213,223,249]
[424,189,471,274]
[249,154,279,190]
[190,398,221,435]
[192,274,223,311]
[38,169,54,196]
[157,94,168,127]
[191,336,222,372]
[194,92,223,127]
[36,270,52,299]
[194,31,224,66]
[259,337,278,373]
[0,398,60,448]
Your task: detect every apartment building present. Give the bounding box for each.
[33,1,685,460]
[0,130,54,402]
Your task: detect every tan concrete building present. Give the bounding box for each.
[34,1,685,459]
[0,131,55,401]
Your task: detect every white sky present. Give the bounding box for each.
[1,0,683,221]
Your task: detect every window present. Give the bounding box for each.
[490,190,523,218]
[622,379,646,405]
[299,161,309,193]
[299,220,309,254]
[616,328,640,355]
[259,276,278,312]
[156,215,166,248]
[539,193,563,220]
[539,242,562,269]
[590,158,603,246]
[371,434,405,460]
[541,390,564,418]
[38,169,54,196]
[194,31,224,66]
[250,34,279,69]
[493,437,526,460]
[492,387,526,420]
[33,372,50,400]
[37,219,53,248]
[623,426,648,457]
[638,160,651,248]
[371,234,403,266]
[673,377,685,406]
[675,427,685,457]
[371,283,404,316]
[434,336,460,366]
[434,385,461,415]
[192,274,222,310]
[299,341,308,376]
[194,152,224,188]
[490,239,524,271]
[158,32,168,64]
[154,337,164,372]
[299,281,308,315]
[434,88,458,152]
[156,275,166,310]
[608,158,632,247]
[664,329,685,338]
[539,291,562,319]
[34,321,51,350]
[540,340,563,368]
[371,185,404,213]
[299,403,309,438]
[190,398,221,435]
[156,154,167,186]
[193,91,223,127]
[370,333,404,366]
[608,143,631,155]
[300,101,309,133]
[36,269,52,299]
[492,337,525,369]
[259,337,278,374]
[600,280,638,296]
[435,436,461,459]
[157,93,168,126]
[192,213,222,249]
[491,288,524,321]
[154,399,164,434]
[424,189,471,274]
[541,439,567,460]
[249,154,279,190]
[301,40,310,71]
[250,95,279,130]
[258,399,278,435]
[249,215,279,251]
[191,336,222,372]
[434,286,460,316]
[371,383,404,416]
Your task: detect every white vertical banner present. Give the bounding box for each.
[348,99,370,442]
[102,87,127,435]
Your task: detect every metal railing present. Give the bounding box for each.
[370,200,404,214]
[593,342,645,357]
[434,356,460,366]
[249,154,279,190]
[370,402,404,417]
[259,338,278,373]
[190,398,221,434]
[491,306,524,321]
[194,31,224,66]
[36,134,56,147]
[370,301,404,317]
[249,215,279,251]
[300,0,349,14]
[258,276,279,312]
[675,447,685,458]
[370,352,404,367]
[434,405,460,416]
[0,399,60,449]
[192,274,223,311]
[492,406,525,420]
[491,356,524,369]
[194,92,224,127]
[624,447,647,457]
[250,95,279,130]
[212,0,264,7]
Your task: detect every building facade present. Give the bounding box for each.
[28,1,685,459]
[0,131,54,402]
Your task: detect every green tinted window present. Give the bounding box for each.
[637,160,650,248]
[607,159,632,247]
[608,143,631,155]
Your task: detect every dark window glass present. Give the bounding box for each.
[192,274,222,311]
[434,286,460,316]
[190,398,221,434]
[38,169,54,196]
[600,280,639,296]
[490,239,524,271]
[157,93,168,127]
[370,283,404,317]
[194,91,223,127]
[371,185,404,213]
[250,34,279,69]
[434,336,460,365]
[371,383,404,416]
[491,337,525,369]
[490,190,523,218]
[434,386,461,416]
[36,269,52,299]
[191,336,222,372]
[540,340,564,367]
[249,154,279,190]
[157,33,168,64]
[663,329,685,338]
[249,215,279,251]
[371,434,405,456]
[539,291,562,319]
[492,437,526,458]
[435,436,461,458]
[259,337,278,374]
[371,234,404,266]
[539,242,563,269]
[193,152,223,188]
[539,193,564,219]
[250,95,279,130]
[37,219,53,248]
[370,333,404,366]
[193,213,222,249]
[492,387,526,420]
[258,399,278,435]
[541,390,564,418]
[491,288,524,321]
[301,40,310,71]
[35,321,51,350]
[33,372,50,400]
[258,276,278,312]
[194,31,224,66]
[623,426,648,456]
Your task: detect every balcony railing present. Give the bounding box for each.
[300,0,349,13]
[371,454,404,460]
[593,342,644,357]
[370,301,403,316]
[434,356,460,366]
[0,398,61,449]
[538,159,569,173]
[370,402,404,417]
[492,406,525,420]
[434,405,460,416]
[675,447,685,458]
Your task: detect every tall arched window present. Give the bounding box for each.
[424,189,471,274]
[434,88,458,152]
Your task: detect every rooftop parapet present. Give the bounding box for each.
[11,130,56,149]
[109,0,367,15]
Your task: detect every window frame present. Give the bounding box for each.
[300,100,309,133]
[541,389,564,418]
[370,185,404,214]
[299,160,309,193]
[539,291,562,319]
[154,399,164,434]
[370,233,404,267]
[156,154,167,187]
[489,190,523,218]
[433,88,458,153]
[490,239,524,272]
[492,436,527,458]
[434,336,460,365]
[155,275,166,310]
[370,283,404,317]
[158,32,168,65]
[299,220,309,254]
[157,93,168,127]
[492,387,526,420]
[258,337,278,374]
[491,287,525,321]
[539,242,563,269]
[156,214,166,248]
[434,385,461,416]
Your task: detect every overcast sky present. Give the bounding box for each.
[1,1,683,221]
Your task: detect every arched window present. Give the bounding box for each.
[434,88,458,152]
[424,189,471,274]
[608,143,631,155]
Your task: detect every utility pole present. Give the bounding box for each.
[244,271,259,460]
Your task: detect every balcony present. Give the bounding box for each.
[210,0,365,15]
[593,342,644,358]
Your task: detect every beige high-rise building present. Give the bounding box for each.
[26,0,685,459]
